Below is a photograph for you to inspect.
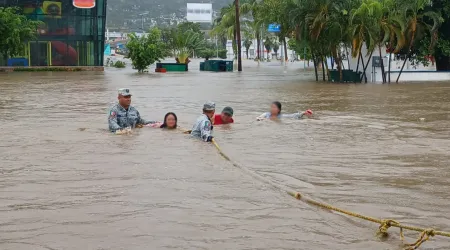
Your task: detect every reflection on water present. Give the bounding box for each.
[0,62,449,250]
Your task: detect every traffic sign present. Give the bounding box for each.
[268,24,281,32]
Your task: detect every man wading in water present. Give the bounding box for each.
[108,88,156,134]
[190,102,215,142]
[213,106,234,125]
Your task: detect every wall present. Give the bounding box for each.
[388,71,450,82]
[348,44,439,83]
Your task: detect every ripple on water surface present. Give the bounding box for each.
[0,63,449,249]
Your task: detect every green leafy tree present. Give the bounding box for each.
[197,49,216,60]
[0,7,41,65]
[288,39,313,64]
[394,0,441,81]
[126,28,166,72]
[177,22,203,34]
[197,41,218,60]
[243,38,252,59]
[264,36,274,58]
[218,49,228,59]
[208,0,448,80]
[241,0,265,60]
[260,0,293,61]
[162,23,207,63]
[113,60,126,68]
[212,2,253,59]
[431,0,450,70]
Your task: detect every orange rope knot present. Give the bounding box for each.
[405,229,435,250]
[294,192,302,199]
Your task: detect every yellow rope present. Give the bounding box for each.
[209,138,450,249]
[404,229,435,250]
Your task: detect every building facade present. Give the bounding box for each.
[1,0,106,67]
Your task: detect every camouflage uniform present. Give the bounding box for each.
[108,88,155,132]
[191,102,215,142]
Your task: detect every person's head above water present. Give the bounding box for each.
[271,101,282,116]
[220,106,234,124]
[118,88,132,109]
[203,101,216,119]
[160,112,177,129]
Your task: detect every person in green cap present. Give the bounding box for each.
[213,107,234,125]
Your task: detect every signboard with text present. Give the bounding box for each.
[186,3,213,23]
[268,24,281,32]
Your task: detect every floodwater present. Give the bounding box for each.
[1,61,449,250]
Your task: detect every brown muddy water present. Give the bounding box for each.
[0,62,449,250]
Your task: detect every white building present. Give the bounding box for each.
[347,45,445,83]
[105,29,127,41]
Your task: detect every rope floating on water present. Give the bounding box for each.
[209,138,450,249]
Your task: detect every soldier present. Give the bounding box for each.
[190,101,215,142]
[108,88,156,134]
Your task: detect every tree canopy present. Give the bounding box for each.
[126,28,167,72]
[0,7,41,64]
[212,0,447,79]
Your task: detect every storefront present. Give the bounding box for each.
[1,0,106,67]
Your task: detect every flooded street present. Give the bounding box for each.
[1,61,449,250]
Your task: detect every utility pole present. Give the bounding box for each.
[235,0,242,71]
[138,12,149,31]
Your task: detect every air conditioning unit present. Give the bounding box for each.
[43,1,62,18]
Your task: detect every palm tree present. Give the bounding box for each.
[289,0,320,79]
[212,2,253,60]
[350,0,386,82]
[241,0,264,60]
[375,0,406,82]
[211,3,236,58]
[165,27,205,63]
[395,0,441,82]
[303,0,339,80]
[258,0,293,62]
[243,37,253,59]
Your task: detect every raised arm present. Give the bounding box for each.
[256,112,269,121]
[281,110,313,119]
[280,112,304,119]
